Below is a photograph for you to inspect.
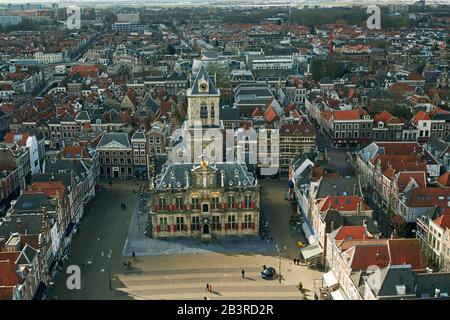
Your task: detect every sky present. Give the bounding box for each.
[0,0,428,5]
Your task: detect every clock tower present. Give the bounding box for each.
[186,65,220,128]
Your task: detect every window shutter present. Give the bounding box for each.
[156,225,160,232]
[241,201,245,209]
[224,223,228,231]
[183,224,187,232]
[241,222,245,230]
[251,202,255,209]
[223,202,227,209]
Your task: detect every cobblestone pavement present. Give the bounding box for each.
[113,253,323,300]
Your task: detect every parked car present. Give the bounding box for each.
[261,267,277,280]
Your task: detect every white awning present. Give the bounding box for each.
[300,243,323,260]
[323,271,338,288]
[330,289,346,300]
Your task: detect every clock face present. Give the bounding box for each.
[199,82,208,91]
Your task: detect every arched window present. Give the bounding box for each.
[211,105,215,119]
[200,103,208,119]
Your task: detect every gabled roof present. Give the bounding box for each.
[96,132,131,149]
[189,65,219,95]
[413,110,431,123]
[366,265,415,298]
[434,213,450,230]
[131,130,146,141]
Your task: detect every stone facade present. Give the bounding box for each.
[149,161,260,240]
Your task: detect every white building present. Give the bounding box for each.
[34,52,63,64]
[252,58,292,71]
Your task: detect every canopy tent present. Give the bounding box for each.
[300,243,323,260]
[330,289,346,300]
[302,221,317,245]
[323,271,338,288]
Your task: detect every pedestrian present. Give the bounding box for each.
[241,270,245,278]
[314,293,319,300]
[209,284,212,293]
[262,265,266,271]
[132,252,136,260]
[293,258,297,265]
[205,283,209,292]
[204,296,208,300]
[127,261,131,268]
[123,262,127,267]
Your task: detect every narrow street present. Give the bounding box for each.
[260,179,307,260]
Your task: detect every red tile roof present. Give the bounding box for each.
[251,107,263,117]
[333,226,371,241]
[434,214,450,230]
[319,196,371,212]
[30,181,67,200]
[0,286,14,300]
[387,239,425,271]
[0,259,21,287]
[373,110,393,124]
[333,109,363,121]
[61,146,90,159]
[389,83,414,92]
[397,171,427,192]
[4,132,30,146]
[264,102,279,124]
[374,142,422,155]
[437,172,450,187]
[279,123,315,136]
[345,244,390,270]
[413,110,431,123]
[407,187,450,208]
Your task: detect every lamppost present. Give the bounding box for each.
[276,244,286,284]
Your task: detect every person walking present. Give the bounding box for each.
[209,284,212,293]
[241,270,245,278]
[205,283,209,292]
[293,258,297,265]
[132,252,136,260]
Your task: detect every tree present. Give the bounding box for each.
[165,43,176,55]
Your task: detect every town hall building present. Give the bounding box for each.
[148,66,260,240]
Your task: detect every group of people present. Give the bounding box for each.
[121,203,126,209]
[205,283,213,293]
[123,261,132,269]
[293,258,301,265]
